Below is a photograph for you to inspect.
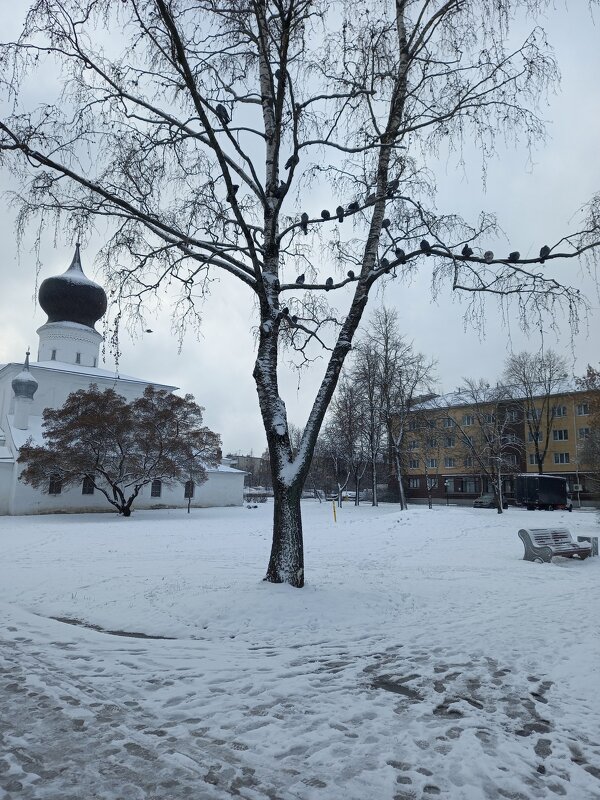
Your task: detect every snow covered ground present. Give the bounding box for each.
[1,501,599,800]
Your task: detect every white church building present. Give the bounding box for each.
[0,246,244,515]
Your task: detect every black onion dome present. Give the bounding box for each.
[12,351,38,400]
[39,244,107,329]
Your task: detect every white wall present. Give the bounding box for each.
[7,468,244,516]
[0,463,12,515]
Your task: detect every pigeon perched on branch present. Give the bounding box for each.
[483,251,494,263]
[300,213,309,234]
[296,274,305,285]
[285,154,299,170]
[508,251,520,263]
[539,245,551,262]
[325,277,333,290]
[461,244,473,258]
[215,104,230,126]
[321,209,331,220]
[336,206,344,222]
[420,239,431,254]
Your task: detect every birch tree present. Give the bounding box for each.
[503,350,568,474]
[2,1,600,585]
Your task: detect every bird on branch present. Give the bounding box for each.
[274,181,287,199]
[347,201,360,212]
[215,104,230,126]
[300,212,309,234]
[381,258,390,271]
[321,209,331,220]
[395,248,406,263]
[336,206,344,222]
[325,277,333,290]
[483,251,494,264]
[420,239,432,255]
[461,244,473,258]
[539,245,551,262]
[508,251,520,263]
[347,270,355,279]
[285,154,299,170]
[296,273,305,285]
[381,218,390,229]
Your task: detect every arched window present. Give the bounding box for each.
[151,479,162,498]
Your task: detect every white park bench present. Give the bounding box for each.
[518,528,592,563]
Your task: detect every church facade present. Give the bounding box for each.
[0,246,244,515]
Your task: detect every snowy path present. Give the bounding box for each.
[1,503,600,799]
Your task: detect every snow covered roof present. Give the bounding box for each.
[0,360,178,391]
[412,379,588,411]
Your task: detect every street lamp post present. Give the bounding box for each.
[444,479,449,506]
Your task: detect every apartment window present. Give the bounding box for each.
[409,458,419,469]
[81,476,95,495]
[463,414,474,426]
[554,452,570,464]
[426,438,438,449]
[151,479,162,498]
[50,349,57,361]
[464,456,474,468]
[577,403,590,416]
[503,433,518,444]
[408,419,418,431]
[506,410,518,423]
[527,408,541,421]
[528,431,543,443]
[552,405,567,418]
[529,453,541,465]
[578,427,591,440]
[184,480,195,499]
[444,436,456,448]
[48,474,62,495]
[444,457,456,468]
[426,458,438,469]
[464,477,476,493]
[553,429,569,441]
[483,413,495,424]
[409,477,420,489]
[504,454,517,466]
[75,352,81,365]
[427,477,438,489]
[427,419,436,429]
[443,417,455,428]
[408,440,419,450]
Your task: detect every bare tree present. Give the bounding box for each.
[363,308,435,510]
[447,380,522,513]
[323,377,367,506]
[351,340,384,506]
[575,365,600,492]
[2,2,599,585]
[504,350,569,474]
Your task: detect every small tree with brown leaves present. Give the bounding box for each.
[18,385,221,516]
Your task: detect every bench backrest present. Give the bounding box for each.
[525,528,574,546]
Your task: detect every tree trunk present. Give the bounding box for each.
[394,447,407,511]
[371,459,378,506]
[264,483,304,587]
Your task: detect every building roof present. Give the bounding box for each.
[411,380,591,412]
[0,360,177,391]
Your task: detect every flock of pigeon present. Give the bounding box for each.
[212,102,552,291]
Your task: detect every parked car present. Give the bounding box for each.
[473,493,508,510]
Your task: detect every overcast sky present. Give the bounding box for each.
[1,3,599,457]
